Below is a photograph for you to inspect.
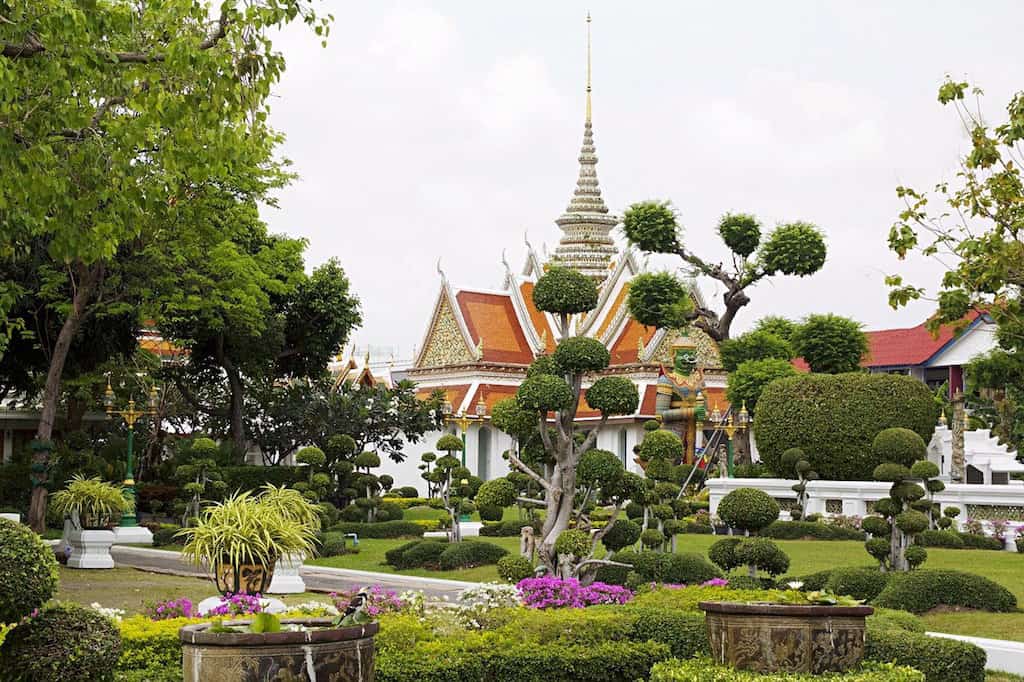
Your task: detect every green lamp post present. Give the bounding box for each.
[103,377,159,527]
[698,401,750,478]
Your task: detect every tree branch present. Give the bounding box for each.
[579,413,608,452]
[507,449,553,492]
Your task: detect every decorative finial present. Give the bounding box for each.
[501,248,510,272]
[585,12,592,124]
[436,258,447,284]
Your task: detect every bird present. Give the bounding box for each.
[337,590,370,626]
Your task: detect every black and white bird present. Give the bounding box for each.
[338,590,370,625]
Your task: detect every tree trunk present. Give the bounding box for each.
[222,358,246,455]
[28,266,98,532]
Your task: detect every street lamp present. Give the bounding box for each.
[104,377,159,528]
[442,395,488,467]
[696,401,749,478]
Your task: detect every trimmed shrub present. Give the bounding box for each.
[438,541,509,570]
[386,540,448,570]
[479,519,542,537]
[653,552,722,585]
[762,520,865,541]
[708,538,743,572]
[0,517,60,622]
[825,567,889,601]
[554,529,591,557]
[220,465,304,491]
[328,521,425,539]
[396,486,419,498]
[957,532,1004,550]
[867,608,925,634]
[871,428,927,468]
[497,555,534,583]
[650,658,923,681]
[872,569,1017,613]
[0,603,122,682]
[151,524,184,547]
[640,527,665,548]
[717,488,780,533]
[755,373,937,480]
[377,502,404,522]
[117,616,193,672]
[865,627,985,682]
[601,519,641,553]
[725,576,774,590]
[734,537,790,576]
[627,608,707,658]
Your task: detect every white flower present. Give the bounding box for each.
[89,602,125,623]
[787,581,804,590]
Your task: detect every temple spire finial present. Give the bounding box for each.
[585,12,592,123]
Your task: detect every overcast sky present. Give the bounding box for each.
[262,1,1022,360]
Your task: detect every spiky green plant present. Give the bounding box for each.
[51,475,132,529]
[178,490,318,573]
[257,484,322,532]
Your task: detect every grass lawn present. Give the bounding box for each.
[54,566,326,615]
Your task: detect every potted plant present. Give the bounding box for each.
[178,486,319,595]
[699,585,873,674]
[52,475,132,569]
[260,484,322,594]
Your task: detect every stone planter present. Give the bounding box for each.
[699,601,874,674]
[66,528,116,569]
[179,618,377,682]
[267,553,306,594]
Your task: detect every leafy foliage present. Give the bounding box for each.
[531,266,598,315]
[717,488,779,533]
[871,428,927,468]
[516,374,575,413]
[0,603,122,682]
[791,314,869,374]
[622,201,680,252]
[627,273,693,329]
[585,376,640,415]
[0,518,59,623]
[755,373,937,480]
[717,213,762,258]
[720,330,794,372]
[726,358,797,414]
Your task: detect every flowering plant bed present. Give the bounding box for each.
[516,577,633,609]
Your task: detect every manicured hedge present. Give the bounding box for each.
[220,465,304,491]
[626,607,708,658]
[762,521,865,541]
[385,540,447,569]
[479,519,542,537]
[327,521,426,539]
[957,532,1004,550]
[438,541,508,570]
[872,569,1017,614]
[825,567,889,602]
[865,628,985,682]
[649,658,923,681]
[755,374,937,480]
[118,616,189,672]
[914,529,964,548]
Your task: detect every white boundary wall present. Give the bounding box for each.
[706,478,1024,549]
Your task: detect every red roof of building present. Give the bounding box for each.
[455,291,535,365]
[862,311,981,368]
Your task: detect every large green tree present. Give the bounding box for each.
[0,0,331,531]
[623,205,827,341]
[791,314,869,374]
[887,79,1024,448]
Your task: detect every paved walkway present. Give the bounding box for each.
[110,546,477,600]
[926,631,1024,675]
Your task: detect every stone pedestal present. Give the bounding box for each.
[66,529,116,569]
[112,526,154,545]
[267,553,306,594]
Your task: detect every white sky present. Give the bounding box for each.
[262,1,1022,360]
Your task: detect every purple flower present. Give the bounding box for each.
[701,578,729,587]
[145,597,195,620]
[516,577,633,609]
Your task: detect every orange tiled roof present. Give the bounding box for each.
[518,281,555,353]
[639,384,658,416]
[595,282,631,340]
[609,319,658,365]
[465,384,520,412]
[703,387,730,413]
[456,291,535,365]
[416,384,471,411]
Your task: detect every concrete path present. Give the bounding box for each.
[110,546,477,600]
[927,631,1024,675]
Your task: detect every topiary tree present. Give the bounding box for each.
[173,437,226,527]
[720,330,795,373]
[714,488,789,578]
[0,603,122,682]
[419,451,437,498]
[0,518,59,623]
[777,449,817,521]
[791,314,869,374]
[505,266,640,578]
[475,477,516,522]
[864,428,935,572]
[637,429,684,463]
[755,373,938,480]
[623,203,826,342]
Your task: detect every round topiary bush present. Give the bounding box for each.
[555,529,591,558]
[585,376,640,415]
[497,555,534,583]
[0,603,122,682]
[437,541,509,570]
[516,374,575,413]
[638,430,684,462]
[601,519,641,553]
[734,537,790,576]
[295,446,326,468]
[872,428,927,468]
[754,373,937,480]
[708,537,743,572]
[861,516,891,537]
[825,567,889,601]
[0,518,59,623]
[779,447,806,477]
[553,336,610,374]
[353,451,381,469]
[654,552,723,584]
[475,477,516,511]
[873,569,1018,614]
[716,488,780,533]
[904,545,928,569]
[532,265,599,314]
[577,450,624,488]
[640,527,665,548]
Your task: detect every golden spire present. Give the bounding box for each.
[585,12,592,123]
